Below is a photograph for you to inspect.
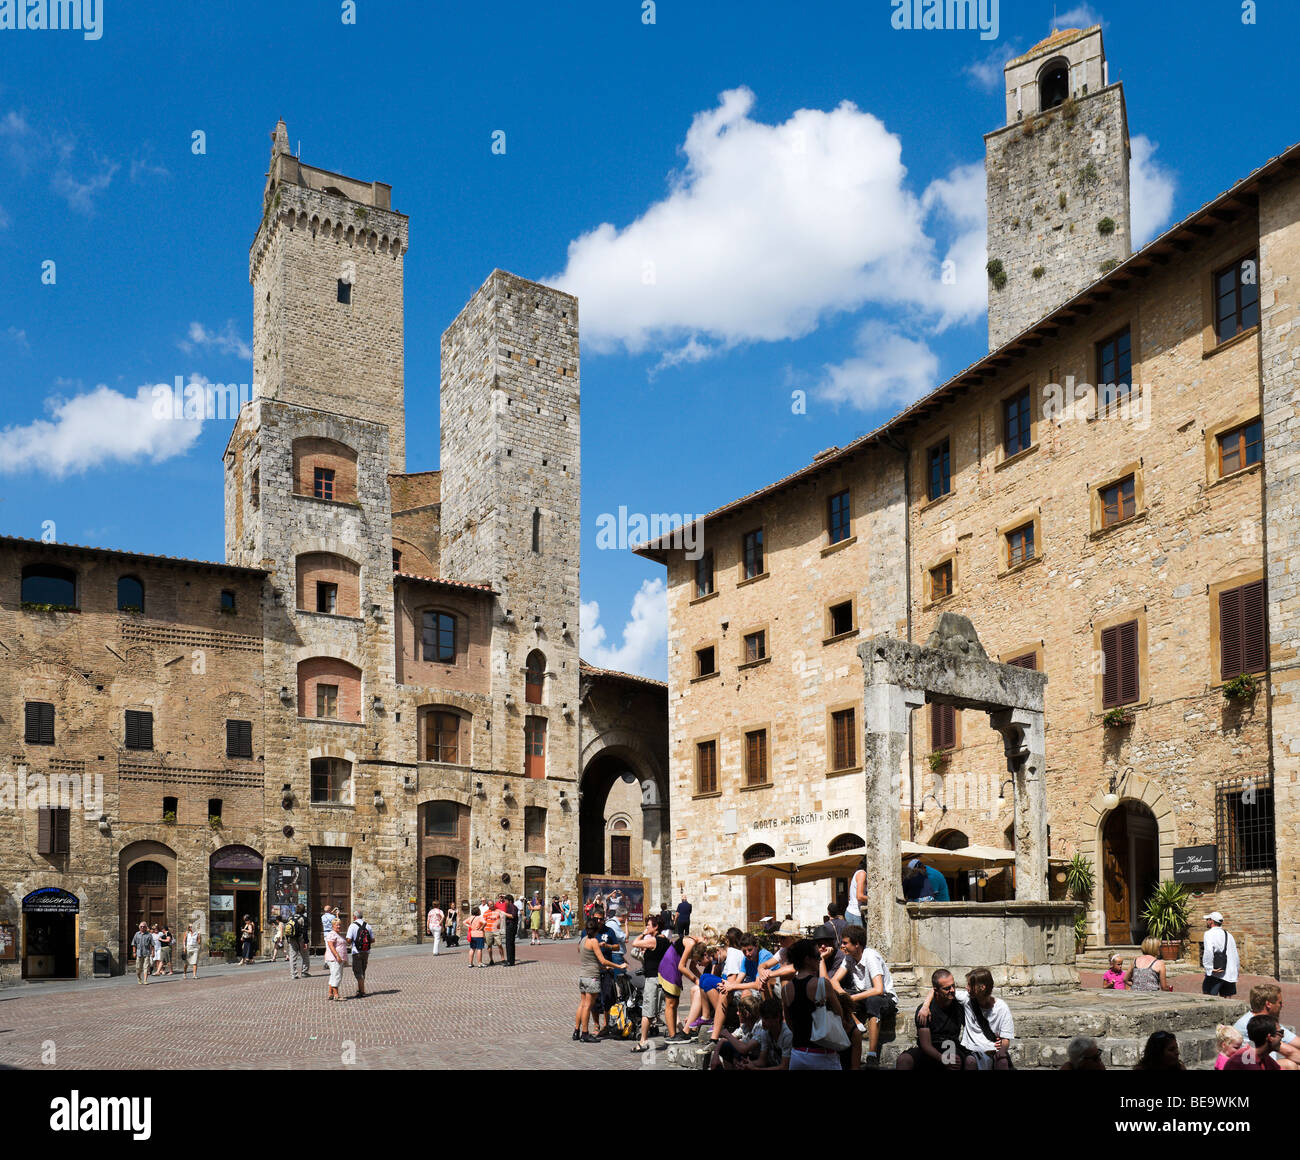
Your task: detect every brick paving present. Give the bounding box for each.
[0,941,668,1071]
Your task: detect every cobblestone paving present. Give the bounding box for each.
[0,941,666,1071]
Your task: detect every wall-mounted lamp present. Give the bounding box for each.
[997,778,1015,802]
[98,815,111,835]
[372,695,384,713]
[916,792,946,825]
[373,789,385,809]
[1101,766,1131,812]
[279,685,293,707]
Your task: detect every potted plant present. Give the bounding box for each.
[209,814,222,829]
[1073,912,1088,955]
[162,810,177,825]
[1223,674,1257,703]
[210,932,237,963]
[1102,707,1132,729]
[1064,853,1095,900]
[1141,880,1191,960]
[927,751,949,773]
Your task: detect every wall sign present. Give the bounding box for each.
[21,887,79,914]
[1172,844,1217,885]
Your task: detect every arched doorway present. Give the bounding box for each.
[743,844,775,927]
[1101,800,1160,944]
[579,751,659,877]
[127,860,168,938]
[827,833,864,910]
[425,855,458,915]
[210,845,264,955]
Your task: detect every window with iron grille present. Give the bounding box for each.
[1006,522,1035,568]
[695,550,714,598]
[25,701,54,745]
[1214,253,1260,344]
[314,467,335,501]
[742,529,764,579]
[226,719,253,759]
[1100,620,1140,708]
[1004,388,1032,456]
[931,702,956,751]
[1096,326,1133,413]
[1216,775,1275,879]
[744,729,769,787]
[1219,580,1267,681]
[37,807,70,855]
[695,740,718,795]
[827,491,851,545]
[828,833,864,854]
[1100,475,1136,528]
[421,611,456,663]
[831,708,856,771]
[1218,420,1263,477]
[743,630,767,664]
[125,709,154,751]
[927,439,951,501]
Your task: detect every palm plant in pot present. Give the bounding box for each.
[1141,880,1191,960]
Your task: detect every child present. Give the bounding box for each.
[1102,954,1127,989]
[750,997,794,1070]
[1214,1024,1244,1070]
[710,993,762,1069]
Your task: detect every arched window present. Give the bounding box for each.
[117,575,144,613]
[296,553,360,617]
[933,829,969,851]
[421,611,456,663]
[292,437,358,504]
[828,833,864,854]
[1039,58,1070,111]
[21,564,77,608]
[744,844,775,864]
[296,658,363,721]
[422,709,465,765]
[525,650,545,704]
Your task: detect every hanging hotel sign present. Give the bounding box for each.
[22,887,80,913]
[751,808,851,832]
[1172,845,1217,885]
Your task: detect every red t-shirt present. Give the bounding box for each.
[1223,1048,1280,1070]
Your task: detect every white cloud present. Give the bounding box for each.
[0,111,28,136]
[51,156,118,215]
[1129,135,1176,248]
[551,87,986,359]
[965,41,1020,90]
[180,320,252,360]
[581,578,667,681]
[1053,4,1102,30]
[814,321,941,413]
[130,155,171,183]
[0,382,205,478]
[6,326,29,349]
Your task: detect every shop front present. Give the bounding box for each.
[209,845,264,956]
[21,887,79,980]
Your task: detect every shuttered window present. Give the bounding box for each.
[695,740,718,795]
[831,709,856,771]
[1006,652,1037,670]
[125,709,154,751]
[25,701,55,745]
[931,703,956,751]
[744,729,769,787]
[37,807,70,855]
[1220,580,1267,681]
[1004,388,1032,456]
[1101,621,1140,708]
[226,719,253,759]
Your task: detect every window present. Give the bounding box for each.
[226,719,253,759]
[21,564,76,608]
[1096,326,1133,412]
[532,508,541,553]
[24,701,54,746]
[37,807,70,855]
[827,490,851,545]
[742,529,764,580]
[931,703,956,751]
[1006,522,1035,568]
[117,575,144,613]
[524,806,546,854]
[525,716,547,779]
[927,439,951,501]
[208,798,222,823]
[930,561,953,601]
[393,549,402,571]
[316,582,338,614]
[220,590,236,613]
[337,279,352,305]
[526,651,546,704]
[1004,388,1032,456]
[421,612,456,664]
[316,684,339,719]
[1219,580,1267,681]
[125,709,154,751]
[829,601,854,637]
[1218,420,1263,477]
[163,796,177,820]
[1039,59,1069,110]
[424,711,461,764]
[310,757,350,804]
[695,739,718,795]
[1100,620,1140,708]
[695,645,716,677]
[425,800,458,836]
[1100,475,1136,528]
[743,630,767,664]
[1216,775,1274,879]
[251,468,260,510]
[1006,652,1038,671]
[695,550,714,599]
[1214,253,1260,343]
[744,729,769,787]
[828,833,864,854]
[314,467,335,501]
[831,709,856,772]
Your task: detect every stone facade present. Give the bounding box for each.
[0,123,667,983]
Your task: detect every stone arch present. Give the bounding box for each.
[119,840,178,966]
[1038,56,1070,111]
[1077,774,1175,945]
[579,731,667,894]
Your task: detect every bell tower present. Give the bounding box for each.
[984,26,1131,349]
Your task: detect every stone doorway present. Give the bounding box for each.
[1101,801,1159,944]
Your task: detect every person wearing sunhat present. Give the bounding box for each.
[1201,911,1240,998]
[758,919,801,994]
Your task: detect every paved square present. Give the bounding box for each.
[0,941,664,1071]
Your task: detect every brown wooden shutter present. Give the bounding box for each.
[37,807,52,854]
[53,808,70,854]
[1101,626,1120,708]
[1118,620,1139,704]
[1007,652,1037,670]
[1220,586,1243,680]
[1242,579,1267,675]
[932,703,956,749]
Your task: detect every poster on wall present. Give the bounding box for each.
[0,923,15,961]
[579,876,648,925]
[209,894,235,912]
[267,859,310,920]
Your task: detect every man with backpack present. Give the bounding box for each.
[285,904,311,979]
[1201,911,1240,998]
[347,910,375,997]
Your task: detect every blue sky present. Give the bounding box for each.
[0,0,1292,680]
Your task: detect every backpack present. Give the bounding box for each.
[606,999,635,1039]
[283,916,299,940]
[353,922,373,954]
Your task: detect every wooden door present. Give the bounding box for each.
[525,717,547,779]
[747,878,775,927]
[127,861,168,955]
[610,835,631,877]
[310,848,352,947]
[1103,810,1131,944]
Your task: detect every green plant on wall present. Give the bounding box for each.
[1073,911,1089,949]
[1222,674,1257,702]
[986,258,1007,290]
[928,751,948,773]
[1065,853,1095,900]
[1102,707,1131,728]
[1032,266,1046,280]
[1141,880,1191,943]
[210,932,237,958]
[1098,216,1116,235]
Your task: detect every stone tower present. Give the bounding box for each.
[984,26,1131,349]
[439,271,583,788]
